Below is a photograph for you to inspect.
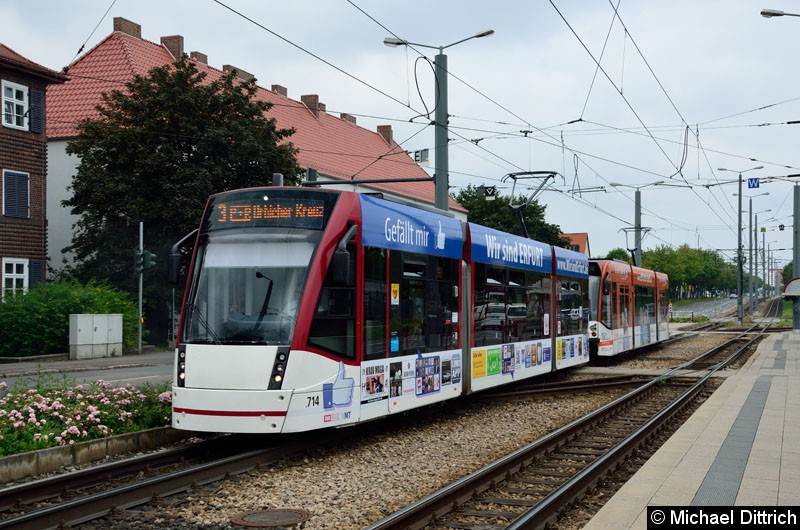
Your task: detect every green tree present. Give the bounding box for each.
[604,248,631,262]
[783,262,794,285]
[63,57,301,344]
[453,185,567,245]
[642,244,736,299]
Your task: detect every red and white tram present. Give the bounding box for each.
[170,187,592,434]
[587,259,670,357]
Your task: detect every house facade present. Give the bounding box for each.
[0,44,65,295]
[46,17,466,272]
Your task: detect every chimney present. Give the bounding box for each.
[113,17,141,38]
[190,51,208,64]
[340,113,357,125]
[223,65,254,82]
[377,125,393,145]
[301,94,322,118]
[161,35,184,59]
[271,84,288,97]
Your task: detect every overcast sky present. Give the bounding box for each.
[7,0,800,272]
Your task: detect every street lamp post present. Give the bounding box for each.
[761,9,800,333]
[384,29,494,211]
[719,166,764,325]
[795,184,800,332]
[749,205,771,314]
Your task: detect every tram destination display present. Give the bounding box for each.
[205,189,337,231]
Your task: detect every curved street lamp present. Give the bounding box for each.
[384,30,494,211]
[761,8,800,18]
[761,9,800,332]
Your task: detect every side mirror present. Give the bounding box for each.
[168,251,182,285]
[333,224,358,286]
[168,229,198,285]
[333,248,352,286]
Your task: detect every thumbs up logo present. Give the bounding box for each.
[436,220,446,250]
[323,361,354,409]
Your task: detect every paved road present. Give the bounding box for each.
[0,350,173,390]
[671,298,737,320]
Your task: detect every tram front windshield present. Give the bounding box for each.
[182,230,320,345]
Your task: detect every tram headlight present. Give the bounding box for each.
[269,346,290,390]
[177,345,187,387]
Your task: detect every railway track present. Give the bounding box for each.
[0,324,769,529]
[364,324,769,530]
[0,430,345,530]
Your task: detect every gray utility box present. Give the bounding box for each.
[69,314,123,359]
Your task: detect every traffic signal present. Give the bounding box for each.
[134,249,144,276]
[143,250,157,270]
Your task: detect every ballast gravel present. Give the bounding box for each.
[79,329,732,530]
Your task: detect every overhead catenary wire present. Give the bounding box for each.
[53,0,795,260]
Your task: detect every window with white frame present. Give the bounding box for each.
[2,258,28,297]
[3,170,29,218]
[2,80,28,130]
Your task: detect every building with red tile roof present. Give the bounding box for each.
[0,44,65,292]
[46,17,465,269]
[560,232,591,257]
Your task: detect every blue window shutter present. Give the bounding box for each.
[3,172,29,218]
[19,173,29,217]
[29,88,44,133]
[4,173,18,216]
[29,260,43,287]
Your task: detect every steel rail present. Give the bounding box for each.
[365,326,769,530]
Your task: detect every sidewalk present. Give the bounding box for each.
[0,349,174,379]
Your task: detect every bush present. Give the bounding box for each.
[0,374,171,457]
[0,280,139,357]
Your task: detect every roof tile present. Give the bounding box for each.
[47,30,463,211]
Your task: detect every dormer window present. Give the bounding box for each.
[2,80,29,130]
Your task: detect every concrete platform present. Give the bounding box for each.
[584,331,800,529]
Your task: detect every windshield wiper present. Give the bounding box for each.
[253,271,274,330]
[186,303,221,344]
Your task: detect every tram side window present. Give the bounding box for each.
[364,247,387,360]
[473,265,489,338]
[635,285,655,326]
[429,257,459,350]
[602,277,615,329]
[558,279,588,336]
[523,271,549,341]
[389,252,458,356]
[309,245,356,360]
[473,264,505,347]
[619,284,630,328]
[507,269,527,342]
[658,289,669,322]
